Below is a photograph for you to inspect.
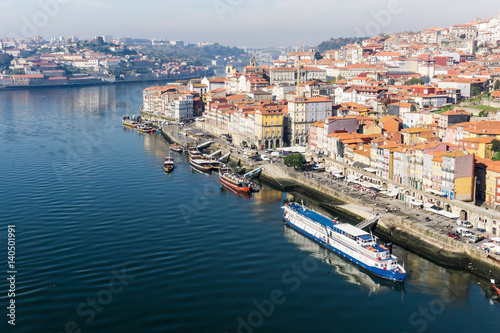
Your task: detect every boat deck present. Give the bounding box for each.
[289,204,338,229]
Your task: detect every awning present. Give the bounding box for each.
[424,203,434,208]
[328,168,343,174]
[410,200,424,206]
[387,191,398,197]
[363,167,377,173]
[426,188,445,196]
[438,211,460,219]
[353,162,369,169]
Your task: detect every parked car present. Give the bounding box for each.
[261,154,270,162]
[447,232,460,240]
[468,233,485,243]
[457,227,473,237]
[456,219,473,228]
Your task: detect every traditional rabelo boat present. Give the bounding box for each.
[218,167,251,193]
[163,157,175,173]
[170,144,184,153]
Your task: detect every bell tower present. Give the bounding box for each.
[249,55,257,67]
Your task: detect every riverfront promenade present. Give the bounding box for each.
[161,123,500,279]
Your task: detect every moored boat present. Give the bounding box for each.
[219,167,251,193]
[209,160,223,170]
[137,125,155,133]
[282,202,406,282]
[170,144,184,153]
[163,157,175,173]
[190,158,212,172]
[188,148,202,159]
[122,116,139,128]
[244,167,262,180]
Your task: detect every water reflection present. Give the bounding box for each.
[251,180,282,204]
[283,224,405,295]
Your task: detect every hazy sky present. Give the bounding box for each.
[1,0,499,47]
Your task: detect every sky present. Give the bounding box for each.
[1,0,499,48]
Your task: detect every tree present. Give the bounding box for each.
[283,153,306,168]
[478,109,488,117]
[471,87,481,96]
[406,78,425,85]
[0,53,13,71]
[492,139,500,153]
[494,80,500,91]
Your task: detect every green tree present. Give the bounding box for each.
[471,87,481,96]
[494,80,500,91]
[283,153,306,168]
[406,78,425,85]
[478,109,487,117]
[0,53,13,71]
[491,139,500,153]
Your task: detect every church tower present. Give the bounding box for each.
[249,55,257,67]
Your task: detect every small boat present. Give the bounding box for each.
[170,145,184,153]
[282,201,406,282]
[250,183,260,192]
[244,167,262,180]
[190,158,212,172]
[163,157,175,173]
[219,167,251,193]
[122,116,139,128]
[137,125,155,133]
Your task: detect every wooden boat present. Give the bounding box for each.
[188,148,203,159]
[137,125,155,133]
[163,157,175,173]
[122,116,139,128]
[219,167,251,193]
[244,167,262,180]
[190,158,212,172]
[170,145,184,153]
[209,160,223,170]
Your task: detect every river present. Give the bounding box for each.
[0,83,498,332]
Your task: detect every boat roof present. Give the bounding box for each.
[335,223,369,237]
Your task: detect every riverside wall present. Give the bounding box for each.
[161,125,500,281]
